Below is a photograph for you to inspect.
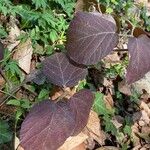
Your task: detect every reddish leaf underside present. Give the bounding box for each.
[20,89,94,150]
[126,35,150,84]
[42,52,87,87]
[66,11,118,65]
[0,42,4,61]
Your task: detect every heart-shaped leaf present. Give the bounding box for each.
[20,100,75,150]
[126,35,150,84]
[20,89,94,150]
[0,42,4,61]
[42,52,87,87]
[70,89,94,135]
[66,12,118,65]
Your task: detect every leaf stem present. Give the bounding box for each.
[0,80,26,106]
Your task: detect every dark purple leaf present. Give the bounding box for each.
[20,100,76,150]
[20,89,94,150]
[26,69,46,85]
[42,52,87,87]
[70,89,94,135]
[126,35,150,84]
[66,12,118,65]
[0,42,4,61]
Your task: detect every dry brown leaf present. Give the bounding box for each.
[84,110,106,145]
[131,100,150,148]
[75,0,98,12]
[133,145,141,150]
[13,39,33,74]
[58,132,88,150]
[51,87,76,100]
[118,80,132,96]
[7,16,21,51]
[72,143,86,150]
[104,92,114,110]
[135,1,150,6]
[112,116,124,129]
[17,145,24,150]
[50,86,64,100]
[141,126,150,134]
[0,74,5,87]
[132,71,150,95]
[133,27,150,38]
[135,0,150,16]
[131,122,141,147]
[104,52,120,64]
[84,137,95,150]
[140,101,150,117]
[132,112,142,122]
[140,110,150,124]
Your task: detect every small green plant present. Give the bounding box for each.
[0,120,12,145]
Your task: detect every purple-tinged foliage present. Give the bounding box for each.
[20,89,94,150]
[69,89,94,135]
[126,35,150,84]
[66,11,118,65]
[20,100,75,150]
[42,52,87,87]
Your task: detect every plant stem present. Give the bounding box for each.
[97,2,102,13]
[0,81,25,106]
[0,90,18,99]
[0,69,41,106]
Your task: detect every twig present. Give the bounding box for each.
[97,2,102,13]
[0,81,25,106]
[0,70,39,106]
[0,90,18,99]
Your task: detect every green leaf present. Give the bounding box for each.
[7,99,31,109]
[16,108,24,121]
[104,115,117,135]
[50,30,58,43]
[32,0,47,9]
[5,60,23,81]
[7,99,20,106]
[77,79,87,91]
[123,125,132,136]
[0,25,7,38]
[111,0,118,5]
[0,120,12,144]
[20,99,31,109]
[106,7,113,13]
[93,92,112,116]
[45,45,54,55]
[38,89,49,99]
